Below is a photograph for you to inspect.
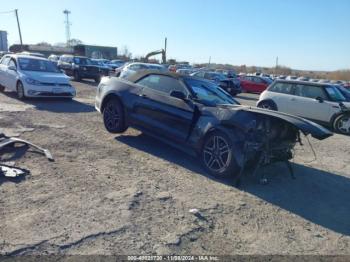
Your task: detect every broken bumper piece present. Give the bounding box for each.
[0,132,54,161]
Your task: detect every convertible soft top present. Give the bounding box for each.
[126,70,184,83]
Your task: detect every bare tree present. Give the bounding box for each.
[37,42,51,46]
[67,38,83,46]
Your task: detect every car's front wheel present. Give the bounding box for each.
[333,114,350,135]
[16,81,26,100]
[257,100,277,110]
[73,71,81,81]
[201,131,239,178]
[103,98,128,133]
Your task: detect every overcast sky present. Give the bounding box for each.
[1,0,349,71]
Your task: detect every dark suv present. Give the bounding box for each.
[58,55,109,83]
[191,71,241,96]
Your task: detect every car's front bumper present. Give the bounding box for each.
[24,83,76,98]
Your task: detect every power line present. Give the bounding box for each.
[0,10,15,14]
[0,9,23,49]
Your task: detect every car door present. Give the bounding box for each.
[6,58,18,91]
[132,74,194,142]
[267,82,296,113]
[290,84,333,123]
[240,76,251,91]
[252,77,268,93]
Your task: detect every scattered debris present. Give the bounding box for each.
[35,123,66,129]
[133,191,143,197]
[0,131,53,182]
[189,208,207,221]
[156,191,172,201]
[1,126,35,137]
[0,132,54,161]
[189,208,200,215]
[0,164,30,178]
[162,234,181,246]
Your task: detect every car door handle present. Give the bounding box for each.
[139,94,148,98]
[290,98,296,101]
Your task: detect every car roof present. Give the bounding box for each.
[273,79,333,87]
[8,54,49,61]
[128,62,158,66]
[126,70,181,82]
[125,69,211,84]
[61,55,88,58]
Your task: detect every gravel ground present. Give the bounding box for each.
[0,80,350,256]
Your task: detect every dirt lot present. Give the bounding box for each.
[0,80,350,256]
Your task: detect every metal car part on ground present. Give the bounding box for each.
[0,132,54,161]
[0,164,29,178]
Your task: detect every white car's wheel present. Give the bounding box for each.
[333,114,350,135]
[16,81,26,100]
[257,100,277,110]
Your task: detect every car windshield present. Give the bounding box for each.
[73,57,92,65]
[262,77,273,84]
[209,73,226,81]
[18,58,60,73]
[185,78,237,106]
[334,85,350,101]
[91,60,104,66]
[325,86,346,102]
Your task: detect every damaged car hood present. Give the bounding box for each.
[210,105,333,140]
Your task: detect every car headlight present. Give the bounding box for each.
[25,78,41,85]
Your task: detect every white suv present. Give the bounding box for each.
[257,80,350,135]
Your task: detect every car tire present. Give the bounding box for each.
[16,81,26,100]
[201,130,239,178]
[333,114,350,135]
[257,100,277,110]
[0,85,4,92]
[103,98,128,133]
[73,71,81,81]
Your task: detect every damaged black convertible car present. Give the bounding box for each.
[95,71,332,182]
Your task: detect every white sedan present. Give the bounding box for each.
[0,54,76,99]
[119,62,167,79]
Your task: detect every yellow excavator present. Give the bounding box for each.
[144,49,166,64]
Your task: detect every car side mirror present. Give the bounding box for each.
[170,90,187,100]
[316,96,324,103]
[8,65,16,71]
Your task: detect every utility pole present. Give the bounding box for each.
[208,56,211,68]
[14,9,23,49]
[63,9,71,46]
[164,37,167,64]
[275,56,279,74]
